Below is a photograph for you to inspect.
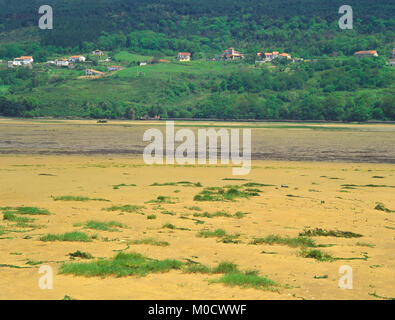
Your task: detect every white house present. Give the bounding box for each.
[19,56,34,64]
[12,56,34,66]
[92,50,104,56]
[55,59,69,67]
[68,55,86,63]
[177,52,191,62]
[257,51,291,62]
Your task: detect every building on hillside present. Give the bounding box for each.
[392,49,395,58]
[19,56,34,64]
[159,59,170,63]
[107,65,123,71]
[85,69,105,76]
[257,51,291,62]
[389,59,395,67]
[220,48,244,60]
[92,50,104,56]
[68,55,86,63]
[138,62,147,66]
[177,52,191,62]
[55,59,69,67]
[354,50,378,58]
[11,56,34,66]
[278,53,292,59]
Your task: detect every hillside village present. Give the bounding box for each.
[0,43,393,122]
[6,47,395,78]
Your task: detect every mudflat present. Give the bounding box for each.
[1,119,395,163]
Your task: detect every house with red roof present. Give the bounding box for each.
[177,52,191,62]
[257,51,291,62]
[354,50,378,58]
[68,55,86,63]
[220,48,244,61]
[11,56,34,66]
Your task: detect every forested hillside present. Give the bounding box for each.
[0,0,394,120]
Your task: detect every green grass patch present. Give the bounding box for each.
[250,235,316,248]
[0,206,50,215]
[356,242,375,248]
[194,185,260,202]
[186,206,202,211]
[112,184,136,190]
[299,228,362,238]
[341,184,395,188]
[242,182,274,187]
[197,229,240,243]
[80,220,126,232]
[184,260,277,290]
[150,181,202,187]
[147,214,157,220]
[368,292,395,300]
[374,202,393,213]
[3,212,34,223]
[104,205,145,214]
[131,238,169,247]
[299,249,334,262]
[162,223,177,230]
[68,250,93,259]
[161,210,176,216]
[40,231,94,242]
[146,196,179,204]
[59,252,183,277]
[52,196,109,202]
[210,271,277,291]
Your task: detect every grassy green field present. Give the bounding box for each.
[20,57,251,117]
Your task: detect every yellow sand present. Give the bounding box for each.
[0,155,394,300]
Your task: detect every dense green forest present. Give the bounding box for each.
[0,0,394,120]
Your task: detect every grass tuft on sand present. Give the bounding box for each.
[52,196,109,202]
[40,231,95,242]
[112,184,136,190]
[251,235,316,248]
[68,250,93,259]
[299,249,334,262]
[131,238,169,246]
[0,206,50,215]
[197,229,240,243]
[59,252,184,277]
[299,228,362,238]
[374,202,393,213]
[194,185,261,202]
[79,220,127,232]
[211,271,277,291]
[184,261,277,290]
[104,205,145,214]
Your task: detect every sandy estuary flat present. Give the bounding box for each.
[0,120,394,300]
